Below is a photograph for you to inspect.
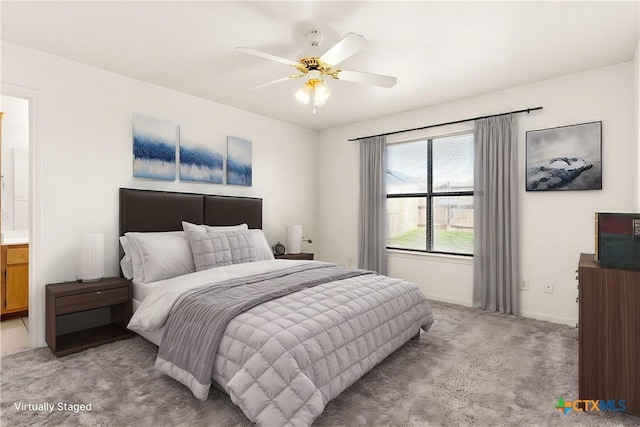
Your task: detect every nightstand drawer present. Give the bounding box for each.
[56,287,129,315]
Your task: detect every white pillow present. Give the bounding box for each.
[119,236,134,280]
[124,234,146,283]
[250,229,275,261]
[182,221,248,233]
[125,231,195,283]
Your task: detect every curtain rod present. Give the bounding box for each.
[347,106,543,142]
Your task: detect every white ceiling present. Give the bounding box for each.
[2,1,638,131]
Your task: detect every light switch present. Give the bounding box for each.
[2,209,13,221]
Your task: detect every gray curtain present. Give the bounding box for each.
[473,114,519,314]
[358,135,387,275]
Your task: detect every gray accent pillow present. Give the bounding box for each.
[186,229,257,272]
[225,229,258,264]
[186,230,232,271]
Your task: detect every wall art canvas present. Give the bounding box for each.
[227,136,252,186]
[526,121,602,191]
[132,114,177,180]
[179,130,224,184]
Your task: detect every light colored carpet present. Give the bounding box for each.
[1,301,637,426]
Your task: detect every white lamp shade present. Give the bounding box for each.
[80,233,104,282]
[313,80,330,104]
[286,225,303,254]
[295,84,312,104]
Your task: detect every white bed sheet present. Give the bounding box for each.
[132,280,156,302]
[128,259,312,333]
[132,299,163,346]
[131,279,169,346]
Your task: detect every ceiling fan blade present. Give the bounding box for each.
[246,75,303,91]
[336,69,397,88]
[320,33,368,67]
[236,47,299,67]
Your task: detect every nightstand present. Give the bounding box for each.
[275,253,314,260]
[46,277,133,357]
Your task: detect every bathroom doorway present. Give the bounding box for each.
[1,95,30,355]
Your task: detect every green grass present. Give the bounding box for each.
[388,228,425,250]
[388,228,474,254]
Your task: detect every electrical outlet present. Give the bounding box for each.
[544,283,553,294]
[520,279,529,291]
[1,209,12,221]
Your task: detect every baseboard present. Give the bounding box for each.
[0,310,28,320]
[426,294,577,327]
[519,310,577,327]
[424,294,473,308]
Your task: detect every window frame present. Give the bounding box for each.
[386,133,474,257]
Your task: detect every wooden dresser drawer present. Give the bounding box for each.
[56,287,129,315]
[6,246,28,265]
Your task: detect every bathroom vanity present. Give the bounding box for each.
[1,238,29,318]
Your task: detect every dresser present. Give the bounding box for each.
[578,253,639,416]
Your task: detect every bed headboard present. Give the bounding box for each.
[119,188,263,236]
[119,188,263,268]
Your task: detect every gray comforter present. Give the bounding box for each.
[155,262,434,426]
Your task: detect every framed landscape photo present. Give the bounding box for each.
[525,121,602,191]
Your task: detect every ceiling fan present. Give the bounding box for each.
[237,30,397,112]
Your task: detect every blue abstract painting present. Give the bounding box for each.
[132,115,177,180]
[227,136,252,186]
[179,137,224,183]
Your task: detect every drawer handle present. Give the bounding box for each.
[96,291,101,295]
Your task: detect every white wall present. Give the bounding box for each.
[318,62,636,326]
[3,37,636,345]
[2,42,318,346]
[635,40,640,210]
[1,95,29,231]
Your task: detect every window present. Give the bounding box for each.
[386,132,474,255]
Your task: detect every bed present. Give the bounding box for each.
[119,188,434,427]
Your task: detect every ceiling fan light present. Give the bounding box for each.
[295,83,312,104]
[313,96,327,108]
[313,80,330,104]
